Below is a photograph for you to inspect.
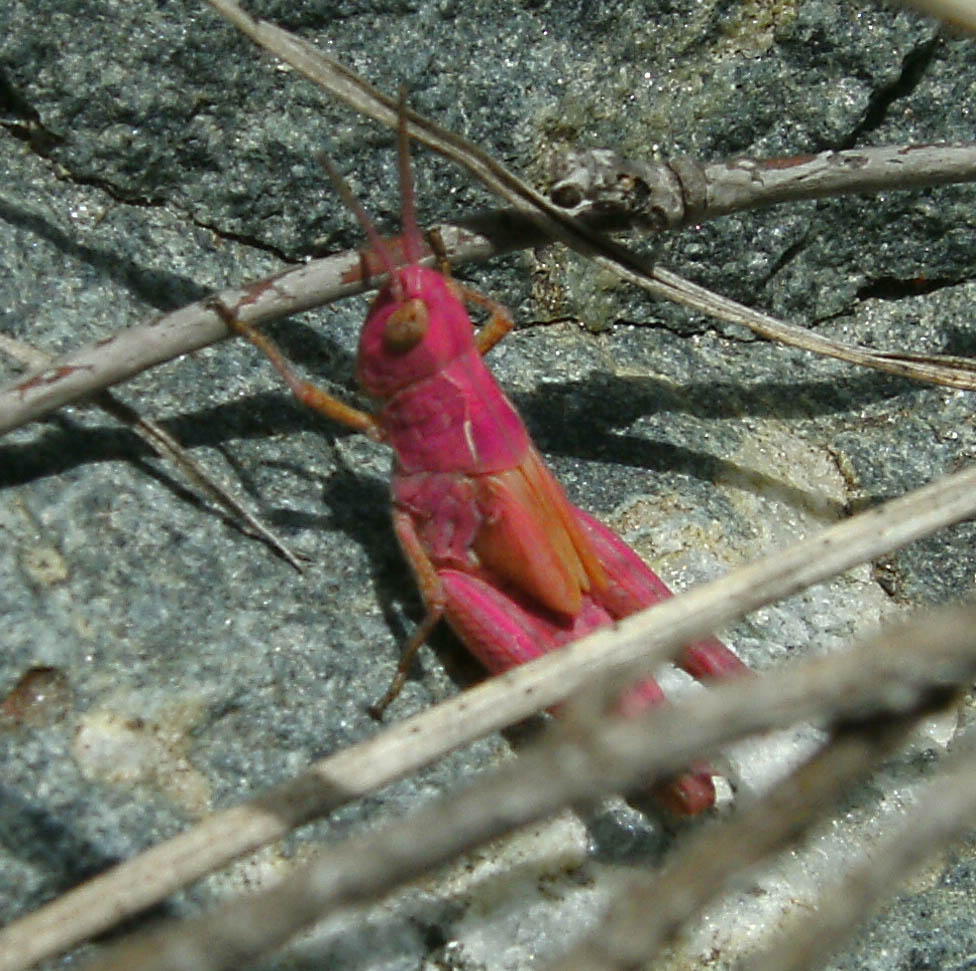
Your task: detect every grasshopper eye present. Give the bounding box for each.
[383,297,429,354]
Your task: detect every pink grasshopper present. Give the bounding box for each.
[223,110,749,815]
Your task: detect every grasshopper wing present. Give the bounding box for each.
[575,507,749,682]
[472,447,608,618]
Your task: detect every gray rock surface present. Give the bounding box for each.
[1,1,974,968]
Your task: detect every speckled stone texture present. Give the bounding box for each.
[1,1,974,969]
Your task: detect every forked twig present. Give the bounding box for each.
[203,0,976,390]
[3,461,976,971]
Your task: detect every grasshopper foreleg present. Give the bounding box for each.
[211,300,383,440]
[454,281,516,356]
[426,230,515,356]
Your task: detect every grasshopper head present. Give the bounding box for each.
[323,92,471,400]
[358,264,474,399]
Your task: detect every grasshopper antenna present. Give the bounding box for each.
[317,149,405,303]
[397,85,423,266]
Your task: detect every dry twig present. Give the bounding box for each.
[0,217,542,435]
[82,603,976,971]
[0,334,302,568]
[2,5,975,437]
[742,733,976,971]
[203,0,976,391]
[3,461,976,970]
[547,609,976,971]
[548,144,976,230]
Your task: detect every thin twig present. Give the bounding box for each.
[3,461,976,971]
[547,611,976,970]
[648,263,976,386]
[0,217,537,435]
[203,0,976,391]
[0,333,303,570]
[82,604,976,971]
[743,733,976,971]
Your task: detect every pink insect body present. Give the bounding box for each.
[229,111,748,815]
[362,267,746,814]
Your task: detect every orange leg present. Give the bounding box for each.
[456,281,516,355]
[368,509,448,718]
[427,226,455,279]
[211,301,383,441]
[428,229,515,356]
